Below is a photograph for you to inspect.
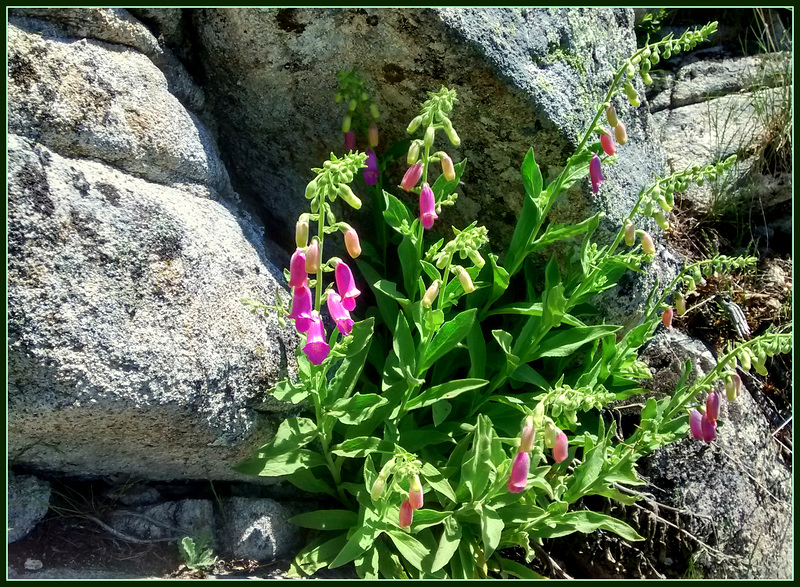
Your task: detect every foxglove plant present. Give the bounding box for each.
[238,21,791,580]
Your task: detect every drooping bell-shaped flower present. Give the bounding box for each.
[701,413,716,443]
[343,226,361,259]
[662,308,674,329]
[519,416,535,453]
[507,451,530,493]
[287,285,314,333]
[289,248,308,289]
[706,391,720,423]
[553,431,569,463]
[606,104,619,127]
[419,182,438,229]
[689,409,704,440]
[344,129,356,152]
[600,131,616,156]
[589,154,604,194]
[401,163,423,192]
[368,124,379,148]
[456,266,475,294]
[441,153,456,182]
[305,239,321,273]
[408,474,424,510]
[676,293,687,316]
[335,261,361,311]
[302,311,330,365]
[295,215,309,248]
[327,291,354,336]
[725,373,742,401]
[543,421,557,449]
[615,122,628,145]
[362,149,379,187]
[640,231,656,255]
[624,221,636,247]
[399,499,413,528]
[421,280,439,309]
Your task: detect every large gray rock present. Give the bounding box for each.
[8,9,300,482]
[7,472,52,543]
[187,7,665,254]
[218,497,306,561]
[639,330,792,579]
[109,499,215,542]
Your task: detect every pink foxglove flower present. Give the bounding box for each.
[519,416,535,453]
[401,163,422,192]
[344,129,356,152]
[706,391,720,423]
[600,131,616,156]
[344,227,361,259]
[327,291,354,336]
[408,475,423,510]
[289,249,307,289]
[305,239,320,273]
[421,280,439,308]
[589,154,604,194]
[701,413,716,443]
[363,149,379,186]
[419,183,438,229]
[287,285,314,333]
[399,499,413,528]
[303,312,330,365]
[335,261,361,311]
[689,409,703,440]
[553,431,569,463]
[507,451,530,493]
[662,308,674,329]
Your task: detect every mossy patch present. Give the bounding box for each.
[531,45,587,82]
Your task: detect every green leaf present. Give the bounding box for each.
[373,280,409,306]
[479,505,504,558]
[285,468,336,496]
[327,318,375,404]
[233,449,327,477]
[290,510,359,531]
[270,379,309,404]
[487,253,510,308]
[399,235,421,299]
[411,509,452,531]
[562,423,606,503]
[488,302,586,327]
[509,364,549,389]
[387,530,429,571]
[421,462,457,503]
[557,510,644,541]
[432,400,452,426]
[496,502,547,525]
[329,393,389,425]
[406,378,488,411]
[431,158,467,201]
[393,310,416,374]
[329,524,381,569]
[289,533,348,577]
[505,148,543,275]
[383,190,412,233]
[497,557,545,579]
[461,415,493,501]
[259,417,317,456]
[466,321,487,379]
[528,325,620,360]
[354,546,379,579]
[492,329,518,375]
[331,436,394,457]
[431,515,461,572]
[376,539,409,579]
[419,309,477,373]
[531,213,602,253]
[358,259,399,328]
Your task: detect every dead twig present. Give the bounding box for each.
[530,540,573,579]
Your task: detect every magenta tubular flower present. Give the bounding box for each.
[363,149,379,186]
[303,312,330,365]
[400,163,422,192]
[287,285,314,333]
[399,499,413,528]
[507,451,530,493]
[289,249,307,289]
[344,130,356,152]
[589,154,604,194]
[408,475,424,510]
[327,291,354,336]
[553,431,569,463]
[600,131,616,156]
[662,308,674,329]
[419,183,438,229]
[701,413,717,443]
[689,409,704,440]
[706,391,720,423]
[335,261,361,311]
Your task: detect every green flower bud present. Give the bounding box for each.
[342,114,352,133]
[305,178,318,200]
[685,276,696,291]
[641,72,653,85]
[662,46,672,59]
[658,196,672,212]
[338,183,362,210]
[424,126,435,149]
[543,421,557,449]
[349,98,357,112]
[407,115,423,134]
[738,349,751,371]
[407,141,421,165]
[370,103,380,119]
[692,266,703,283]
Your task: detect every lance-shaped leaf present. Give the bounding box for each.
[331,436,395,457]
[411,509,452,531]
[530,510,644,541]
[329,524,382,569]
[505,148,543,275]
[418,308,477,373]
[527,325,620,361]
[289,510,359,531]
[430,158,467,202]
[431,515,461,572]
[269,378,309,404]
[406,378,488,411]
[256,417,317,457]
[387,529,430,572]
[327,318,375,404]
[329,393,389,425]
[233,449,326,477]
[383,190,413,234]
[460,415,494,501]
[478,504,504,558]
[288,533,348,577]
[487,302,586,327]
